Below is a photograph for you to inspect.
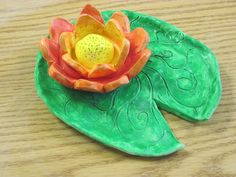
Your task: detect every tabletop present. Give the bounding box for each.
[0,0,236,177]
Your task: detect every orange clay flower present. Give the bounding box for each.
[39,4,151,93]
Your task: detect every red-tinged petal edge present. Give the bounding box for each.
[50,18,73,42]
[126,49,151,79]
[80,4,104,24]
[127,28,150,55]
[103,75,129,93]
[48,63,76,87]
[39,38,59,65]
[60,58,83,79]
[111,12,130,33]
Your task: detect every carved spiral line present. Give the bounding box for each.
[126,74,151,131]
[145,66,203,109]
[111,77,141,135]
[91,91,117,112]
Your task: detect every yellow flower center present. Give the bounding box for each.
[75,34,114,69]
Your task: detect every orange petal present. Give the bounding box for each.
[74,79,104,93]
[59,32,75,55]
[48,64,75,87]
[111,12,130,33]
[60,59,82,79]
[80,4,104,24]
[104,19,125,48]
[62,54,89,77]
[50,18,73,41]
[127,49,151,79]
[74,14,104,40]
[88,64,116,78]
[127,28,150,54]
[111,39,130,68]
[103,75,129,93]
[39,38,59,65]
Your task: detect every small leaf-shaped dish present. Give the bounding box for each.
[35,9,221,156]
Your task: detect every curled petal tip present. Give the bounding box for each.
[88,64,117,78]
[81,4,104,24]
[111,12,130,33]
[39,38,59,64]
[48,64,75,87]
[74,14,104,40]
[104,75,129,93]
[59,32,75,55]
[39,38,52,64]
[50,18,73,41]
[115,39,130,68]
[128,28,150,54]
[127,49,151,79]
[74,79,104,93]
[105,19,125,48]
[62,54,89,77]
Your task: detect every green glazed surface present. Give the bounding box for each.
[35,10,222,156]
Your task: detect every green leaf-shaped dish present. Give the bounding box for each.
[35,10,222,156]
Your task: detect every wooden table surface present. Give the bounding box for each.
[0,0,236,176]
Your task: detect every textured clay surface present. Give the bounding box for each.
[35,10,221,156]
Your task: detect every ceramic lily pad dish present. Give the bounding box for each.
[35,4,222,156]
